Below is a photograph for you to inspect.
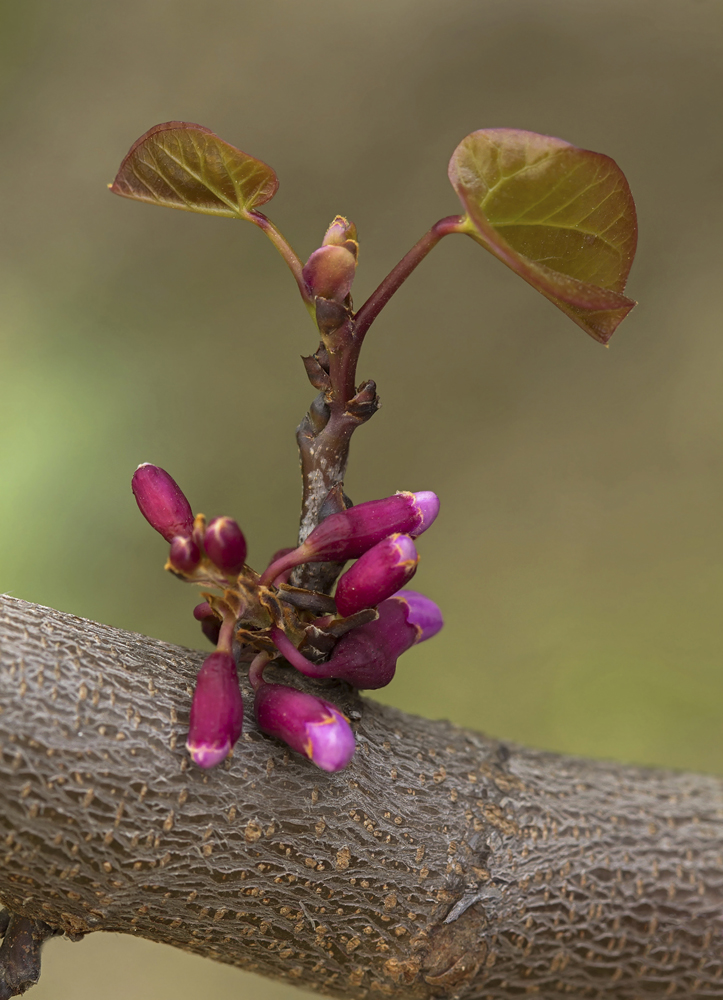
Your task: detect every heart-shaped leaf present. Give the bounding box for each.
[448,129,638,344]
[110,121,278,219]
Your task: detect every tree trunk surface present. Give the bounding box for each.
[0,594,721,999]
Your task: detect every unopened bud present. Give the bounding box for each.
[399,588,444,643]
[169,535,201,574]
[261,491,439,585]
[320,591,443,689]
[254,683,355,772]
[186,651,244,769]
[410,491,440,535]
[335,534,419,617]
[204,517,247,576]
[132,464,194,542]
[193,602,221,645]
[303,245,356,303]
[322,215,358,249]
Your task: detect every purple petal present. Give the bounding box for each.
[398,589,444,642]
[306,708,356,772]
[409,492,440,537]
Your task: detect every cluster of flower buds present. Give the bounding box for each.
[132,463,443,773]
[132,464,248,581]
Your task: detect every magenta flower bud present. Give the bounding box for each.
[132,463,194,542]
[204,516,247,575]
[186,651,244,769]
[397,589,444,642]
[193,601,221,645]
[320,597,417,688]
[311,592,442,689]
[254,683,355,772]
[169,534,201,574]
[302,245,357,303]
[409,491,440,537]
[334,534,419,617]
[260,491,439,585]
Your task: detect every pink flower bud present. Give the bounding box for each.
[260,491,439,586]
[169,535,201,574]
[303,245,357,303]
[398,589,444,642]
[321,596,417,688]
[132,464,194,542]
[204,517,247,575]
[334,534,419,617]
[409,491,440,536]
[186,651,243,769]
[254,683,355,772]
[274,591,444,690]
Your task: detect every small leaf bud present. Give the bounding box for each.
[334,534,419,617]
[254,683,355,772]
[131,463,194,542]
[303,245,357,303]
[186,651,244,769]
[204,516,247,575]
[169,535,201,574]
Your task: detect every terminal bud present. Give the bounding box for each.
[303,245,357,303]
[334,534,419,617]
[254,683,355,772]
[322,215,358,253]
[186,651,244,768]
[132,464,194,542]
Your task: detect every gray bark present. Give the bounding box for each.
[0,594,721,998]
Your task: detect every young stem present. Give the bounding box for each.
[248,211,315,313]
[292,312,365,593]
[353,215,465,341]
[291,218,462,592]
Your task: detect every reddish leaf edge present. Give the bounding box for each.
[462,210,636,345]
[118,121,215,165]
[450,130,638,345]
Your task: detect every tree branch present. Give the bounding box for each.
[0,594,721,999]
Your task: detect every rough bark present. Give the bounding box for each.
[0,594,722,999]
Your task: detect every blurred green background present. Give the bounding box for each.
[1,0,722,996]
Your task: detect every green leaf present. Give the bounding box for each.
[110,121,278,219]
[448,129,638,344]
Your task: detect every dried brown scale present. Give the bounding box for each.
[0,596,722,998]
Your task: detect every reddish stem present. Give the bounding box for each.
[270,627,325,678]
[353,215,464,341]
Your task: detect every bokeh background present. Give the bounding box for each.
[1,0,722,996]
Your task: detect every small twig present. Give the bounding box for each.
[0,915,58,999]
